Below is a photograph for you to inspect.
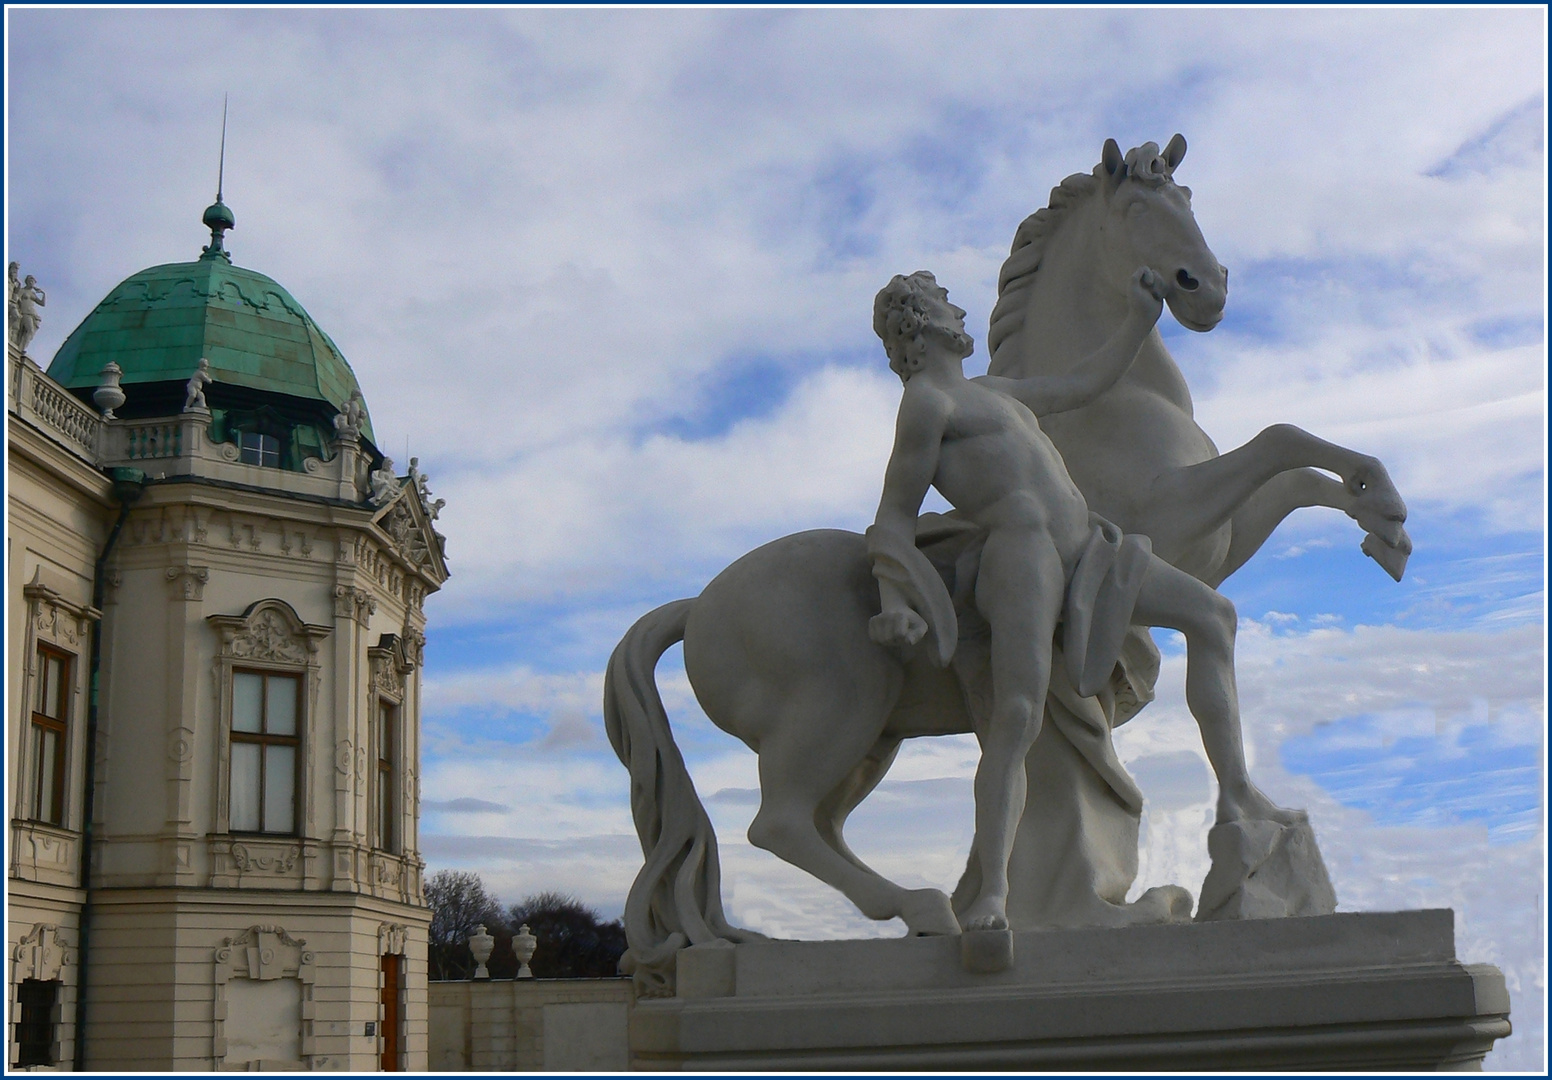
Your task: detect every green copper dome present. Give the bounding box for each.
[46,244,374,444]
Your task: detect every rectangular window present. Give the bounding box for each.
[230,671,301,834]
[15,978,59,1067]
[377,700,397,853]
[238,431,281,468]
[30,648,70,825]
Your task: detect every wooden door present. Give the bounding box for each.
[380,954,401,1071]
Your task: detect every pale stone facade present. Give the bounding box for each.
[8,238,447,1070]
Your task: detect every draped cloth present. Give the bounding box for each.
[876,511,1161,817]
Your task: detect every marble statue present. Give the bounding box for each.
[409,457,433,503]
[866,267,1297,935]
[333,388,367,439]
[369,457,401,506]
[980,136,1403,930]
[604,136,1410,996]
[9,262,45,354]
[183,357,213,411]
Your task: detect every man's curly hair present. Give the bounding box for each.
[873,271,970,377]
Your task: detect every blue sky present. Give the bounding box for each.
[7,7,1545,1070]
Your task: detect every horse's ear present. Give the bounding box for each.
[1164,133,1187,172]
[1102,138,1124,178]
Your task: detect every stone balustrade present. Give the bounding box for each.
[9,351,102,460]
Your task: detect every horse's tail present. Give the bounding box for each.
[603,598,763,997]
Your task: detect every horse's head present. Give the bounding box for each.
[1094,135,1227,332]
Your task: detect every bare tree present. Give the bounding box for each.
[506,892,627,979]
[425,870,506,980]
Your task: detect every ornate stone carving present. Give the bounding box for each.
[14,923,68,982]
[166,564,211,601]
[209,599,330,665]
[335,740,353,776]
[24,571,100,649]
[331,583,376,625]
[401,624,426,668]
[380,499,429,567]
[231,842,300,874]
[372,658,402,698]
[378,922,408,956]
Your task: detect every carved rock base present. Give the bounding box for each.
[633,911,1509,1071]
[1196,818,1337,922]
[959,927,1013,973]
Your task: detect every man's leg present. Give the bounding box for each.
[1132,553,1303,826]
[962,527,1066,930]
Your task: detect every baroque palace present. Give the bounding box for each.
[7,192,447,1070]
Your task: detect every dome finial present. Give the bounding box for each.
[201,94,235,262]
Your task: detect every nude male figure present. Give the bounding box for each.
[868,268,1300,932]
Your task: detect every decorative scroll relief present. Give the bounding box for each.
[213,925,316,1071]
[18,827,75,872]
[378,923,408,957]
[368,632,414,701]
[231,842,301,874]
[400,624,427,668]
[168,726,195,764]
[24,573,100,649]
[14,924,69,982]
[332,584,376,626]
[371,654,404,700]
[208,600,330,665]
[166,565,211,601]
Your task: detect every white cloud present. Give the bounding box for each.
[9,8,1543,1070]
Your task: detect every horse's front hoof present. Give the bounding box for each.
[1362,529,1410,582]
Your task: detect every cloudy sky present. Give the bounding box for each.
[7,7,1545,1069]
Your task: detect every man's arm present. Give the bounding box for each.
[977,266,1165,416]
[867,388,954,656]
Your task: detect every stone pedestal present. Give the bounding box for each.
[629,910,1509,1071]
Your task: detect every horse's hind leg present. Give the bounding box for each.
[810,736,956,935]
[749,711,959,937]
[814,736,899,868]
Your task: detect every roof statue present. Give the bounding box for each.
[604,137,1411,1000]
[369,457,401,507]
[9,261,45,355]
[183,357,214,412]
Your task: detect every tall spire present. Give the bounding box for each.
[201,94,235,262]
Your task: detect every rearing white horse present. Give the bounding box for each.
[986,135,1411,584]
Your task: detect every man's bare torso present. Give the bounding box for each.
[910,375,1093,564]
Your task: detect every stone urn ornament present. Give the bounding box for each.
[468,924,494,980]
[514,924,536,979]
[93,361,126,420]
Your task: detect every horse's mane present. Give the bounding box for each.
[986,168,1101,364]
